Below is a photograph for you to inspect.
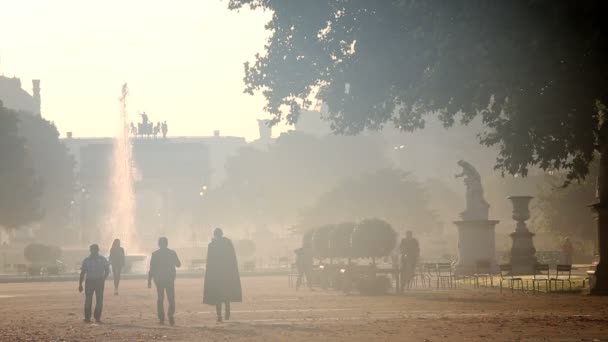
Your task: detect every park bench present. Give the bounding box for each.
[499,264,524,293]
[549,264,572,291]
[532,264,550,293]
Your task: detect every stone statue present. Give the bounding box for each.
[455,160,489,220]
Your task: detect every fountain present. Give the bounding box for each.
[104,83,139,253]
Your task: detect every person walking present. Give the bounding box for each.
[109,239,126,295]
[399,231,420,292]
[79,244,110,323]
[148,237,181,326]
[203,228,242,322]
[561,237,574,265]
[294,244,313,290]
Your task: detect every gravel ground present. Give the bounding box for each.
[0,276,607,341]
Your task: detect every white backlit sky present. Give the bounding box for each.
[0,0,287,140]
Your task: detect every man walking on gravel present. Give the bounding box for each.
[148,237,181,326]
[79,244,110,323]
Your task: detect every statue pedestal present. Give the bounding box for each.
[454,220,499,276]
[508,196,538,275]
[510,229,537,275]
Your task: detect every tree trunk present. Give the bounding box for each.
[590,147,608,295]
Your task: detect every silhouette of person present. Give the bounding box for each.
[561,237,574,265]
[148,237,181,326]
[79,244,110,323]
[161,121,168,138]
[294,244,313,290]
[203,228,242,322]
[153,122,161,138]
[109,239,125,295]
[399,231,420,292]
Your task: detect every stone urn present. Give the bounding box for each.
[508,196,538,275]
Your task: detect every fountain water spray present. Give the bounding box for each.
[104,83,138,252]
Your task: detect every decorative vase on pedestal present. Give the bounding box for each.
[508,196,538,275]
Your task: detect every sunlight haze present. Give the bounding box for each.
[0,0,279,140]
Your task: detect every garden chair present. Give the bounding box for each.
[436,263,455,288]
[499,264,524,293]
[532,264,550,293]
[473,260,494,288]
[417,263,436,288]
[549,264,572,291]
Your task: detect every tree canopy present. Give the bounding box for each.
[228,0,608,183]
[300,168,440,234]
[17,113,75,238]
[203,131,391,228]
[0,102,43,229]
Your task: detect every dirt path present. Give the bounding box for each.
[0,276,607,341]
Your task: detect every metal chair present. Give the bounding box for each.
[549,264,572,291]
[499,264,524,293]
[473,259,494,288]
[532,264,550,293]
[436,263,455,288]
[415,263,434,288]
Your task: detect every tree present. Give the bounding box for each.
[0,102,43,230]
[311,224,333,259]
[228,1,608,294]
[300,169,440,233]
[23,243,62,264]
[535,161,598,261]
[328,222,355,258]
[17,113,75,240]
[204,131,391,229]
[351,218,396,262]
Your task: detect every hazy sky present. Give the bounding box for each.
[0,0,287,140]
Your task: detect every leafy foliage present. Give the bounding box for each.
[351,218,396,259]
[228,0,608,183]
[300,169,440,233]
[535,161,598,241]
[328,222,354,258]
[311,224,333,258]
[17,113,75,236]
[23,243,62,264]
[0,102,43,229]
[204,131,391,228]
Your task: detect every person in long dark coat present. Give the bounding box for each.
[109,239,126,295]
[203,228,242,322]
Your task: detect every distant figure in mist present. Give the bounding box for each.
[294,244,313,290]
[78,244,110,323]
[399,231,420,292]
[561,237,574,265]
[148,237,181,326]
[109,239,126,295]
[203,228,242,322]
[161,121,168,138]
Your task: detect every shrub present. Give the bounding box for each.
[302,229,314,248]
[329,222,355,258]
[351,218,396,260]
[24,243,62,264]
[312,224,334,258]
